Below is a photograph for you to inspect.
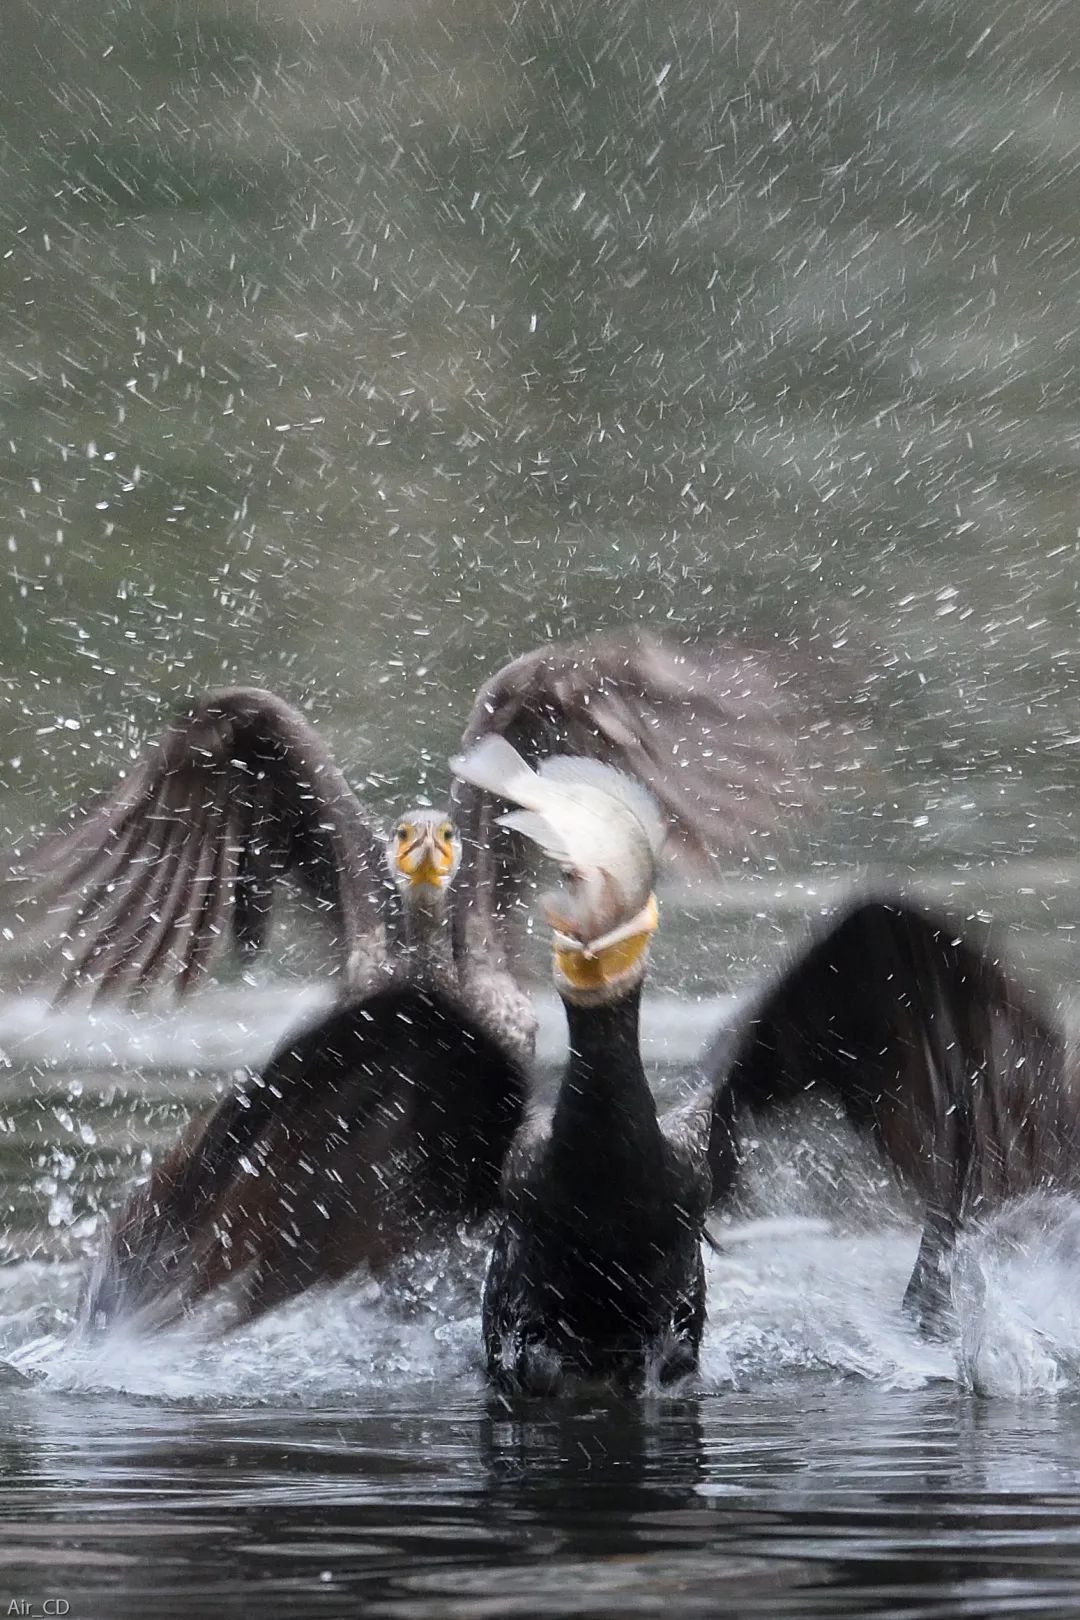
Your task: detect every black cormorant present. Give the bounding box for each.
[450,738,712,1392]
[448,750,1072,1385]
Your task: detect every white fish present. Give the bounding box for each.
[451,736,664,945]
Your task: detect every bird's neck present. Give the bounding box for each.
[552,984,661,1157]
[401,884,455,984]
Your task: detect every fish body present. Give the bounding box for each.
[450,737,663,945]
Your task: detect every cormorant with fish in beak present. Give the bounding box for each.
[452,739,710,1394]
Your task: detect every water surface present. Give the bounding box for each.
[7,1376,1080,1618]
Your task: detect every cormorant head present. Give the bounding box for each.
[386,809,461,894]
[450,737,663,1006]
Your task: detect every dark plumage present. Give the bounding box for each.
[85,984,528,1331]
[684,896,1071,1333]
[483,984,709,1393]
[451,742,710,1392]
[80,884,1078,1357]
[29,687,392,1001]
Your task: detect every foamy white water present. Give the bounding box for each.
[14,1206,1080,1406]
[954,1194,1080,1398]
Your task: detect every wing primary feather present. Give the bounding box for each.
[450,630,850,983]
[16,688,391,999]
[83,985,527,1331]
[93,823,188,997]
[690,896,1074,1333]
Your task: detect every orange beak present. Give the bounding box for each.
[398,825,456,887]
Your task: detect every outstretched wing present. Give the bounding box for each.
[16,688,392,1000]
[83,983,528,1331]
[691,897,1074,1326]
[450,630,825,984]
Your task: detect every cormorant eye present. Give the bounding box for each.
[440,822,453,842]
[396,826,409,843]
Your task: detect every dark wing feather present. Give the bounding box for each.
[450,629,822,978]
[82,984,527,1332]
[690,897,1075,1326]
[19,689,391,1000]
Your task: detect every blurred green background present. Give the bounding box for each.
[2,0,1079,868]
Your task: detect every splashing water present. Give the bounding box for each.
[9,1205,1080,1404]
[4,1057,1080,1405]
[954,1193,1080,1398]
[0,1217,1004,1405]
